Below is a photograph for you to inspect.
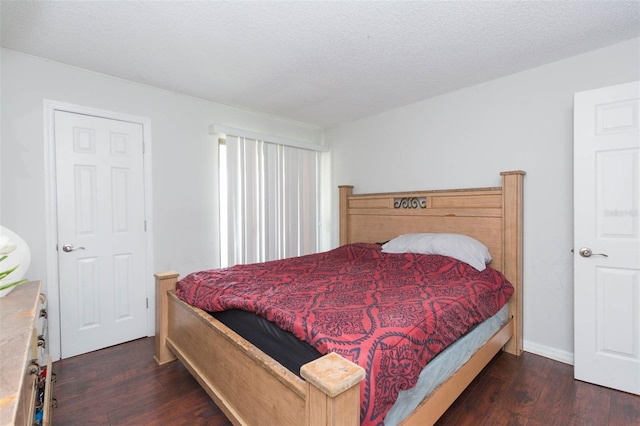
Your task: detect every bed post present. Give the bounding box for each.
[500,171,525,355]
[301,353,365,426]
[339,185,354,246]
[154,271,180,365]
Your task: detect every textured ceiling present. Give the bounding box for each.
[1,1,639,128]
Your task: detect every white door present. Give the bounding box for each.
[574,81,640,395]
[55,110,148,358]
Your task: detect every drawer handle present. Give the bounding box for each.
[29,359,41,375]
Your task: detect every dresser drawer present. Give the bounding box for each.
[0,282,52,426]
[15,356,38,426]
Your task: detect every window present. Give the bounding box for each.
[219,133,321,267]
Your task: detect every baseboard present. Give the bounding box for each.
[523,339,574,365]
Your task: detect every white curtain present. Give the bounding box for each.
[225,135,318,266]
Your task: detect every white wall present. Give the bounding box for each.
[1,49,323,277]
[326,38,640,363]
[0,49,323,337]
[3,37,638,363]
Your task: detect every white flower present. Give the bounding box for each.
[0,235,17,255]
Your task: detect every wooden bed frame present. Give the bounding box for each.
[154,170,524,426]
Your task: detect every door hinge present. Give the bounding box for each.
[144,220,147,232]
[146,298,149,309]
[142,141,145,154]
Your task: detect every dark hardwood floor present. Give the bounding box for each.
[52,337,640,425]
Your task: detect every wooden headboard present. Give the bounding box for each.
[339,170,525,354]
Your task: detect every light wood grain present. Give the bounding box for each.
[302,353,364,426]
[154,272,179,365]
[43,355,53,425]
[501,171,524,355]
[167,292,306,425]
[339,185,353,246]
[0,282,47,426]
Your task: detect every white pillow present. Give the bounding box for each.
[381,233,492,271]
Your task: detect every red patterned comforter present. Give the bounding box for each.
[176,243,513,425]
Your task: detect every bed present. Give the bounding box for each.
[154,170,524,426]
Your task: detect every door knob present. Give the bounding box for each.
[578,247,608,258]
[62,244,85,252]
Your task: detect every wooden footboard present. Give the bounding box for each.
[155,272,365,426]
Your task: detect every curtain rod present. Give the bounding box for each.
[209,124,329,152]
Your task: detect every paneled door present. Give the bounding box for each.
[55,110,148,358]
[574,81,640,395]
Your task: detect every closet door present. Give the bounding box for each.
[55,110,148,358]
